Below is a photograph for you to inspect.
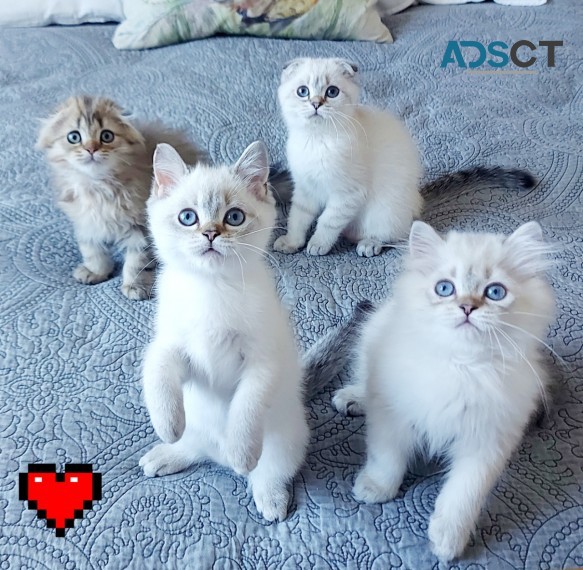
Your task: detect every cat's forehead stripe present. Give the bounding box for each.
[200,188,223,217]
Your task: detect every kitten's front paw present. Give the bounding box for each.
[225,439,263,476]
[122,282,152,301]
[353,469,400,504]
[428,511,470,562]
[332,387,365,416]
[273,234,302,254]
[73,264,110,285]
[306,236,333,256]
[356,239,383,258]
[150,407,186,444]
[122,270,154,300]
[253,483,289,522]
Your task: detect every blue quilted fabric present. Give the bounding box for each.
[1,2,582,568]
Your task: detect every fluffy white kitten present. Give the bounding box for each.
[273,57,422,258]
[37,95,198,299]
[333,220,555,561]
[139,140,308,522]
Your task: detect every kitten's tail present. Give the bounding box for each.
[302,300,374,400]
[421,166,536,196]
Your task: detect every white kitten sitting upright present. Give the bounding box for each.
[333,221,556,561]
[140,141,308,522]
[273,57,422,257]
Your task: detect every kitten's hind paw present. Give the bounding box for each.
[73,264,110,285]
[356,239,383,258]
[273,234,302,254]
[332,386,365,417]
[353,469,400,504]
[139,443,197,477]
[252,482,289,522]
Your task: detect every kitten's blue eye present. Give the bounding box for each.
[485,283,507,301]
[224,208,245,226]
[67,131,81,144]
[100,130,114,143]
[326,86,340,98]
[297,86,309,98]
[178,208,197,226]
[435,280,455,297]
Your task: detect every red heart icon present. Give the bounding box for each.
[19,464,102,536]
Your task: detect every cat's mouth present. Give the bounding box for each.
[457,317,477,329]
[202,246,221,257]
[80,154,103,165]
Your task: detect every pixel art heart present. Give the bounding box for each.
[19,464,102,536]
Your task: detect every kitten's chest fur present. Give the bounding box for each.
[288,130,364,193]
[158,270,253,389]
[57,172,148,241]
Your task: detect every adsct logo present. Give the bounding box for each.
[441,40,563,72]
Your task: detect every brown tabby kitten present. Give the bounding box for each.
[37,95,200,300]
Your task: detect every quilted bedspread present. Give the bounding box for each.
[1,1,582,568]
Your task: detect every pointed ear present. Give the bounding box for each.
[234,141,269,198]
[409,221,443,259]
[504,221,549,276]
[152,143,187,198]
[506,220,543,245]
[335,59,358,77]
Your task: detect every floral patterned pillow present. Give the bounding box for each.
[113,0,393,50]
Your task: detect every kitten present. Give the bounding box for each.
[139,140,308,522]
[273,57,423,258]
[37,95,199,300]
[333,221,555,561]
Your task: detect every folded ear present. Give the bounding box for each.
[35,99,71,150]
[504,221,549,276]
[335,59,358,77]
[409,221,443,259]
[152,143,187,198]
[234,141,269,198]
[281,58,307,81]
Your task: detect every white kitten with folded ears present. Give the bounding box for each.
[37,95,199,299]
[333,220,556,561]
[274,57,423,258]
[139,140,309,521]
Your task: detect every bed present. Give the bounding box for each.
[1,1,582,567]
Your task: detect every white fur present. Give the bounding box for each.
[273,57,422,257]
[140,141,308,522]
[333,221,555,561]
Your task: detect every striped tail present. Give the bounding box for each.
[303,301,374,400]
[422,166,536,196]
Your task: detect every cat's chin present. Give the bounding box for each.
[188,249,229,272]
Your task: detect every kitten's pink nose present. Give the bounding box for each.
[85,144,99,155]
[460,304,477,316]
[310,98,323,110]
[203,230,219,243]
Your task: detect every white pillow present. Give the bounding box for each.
[0,0,124,27]
[377,0,546,13]
[377,0,416,16]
